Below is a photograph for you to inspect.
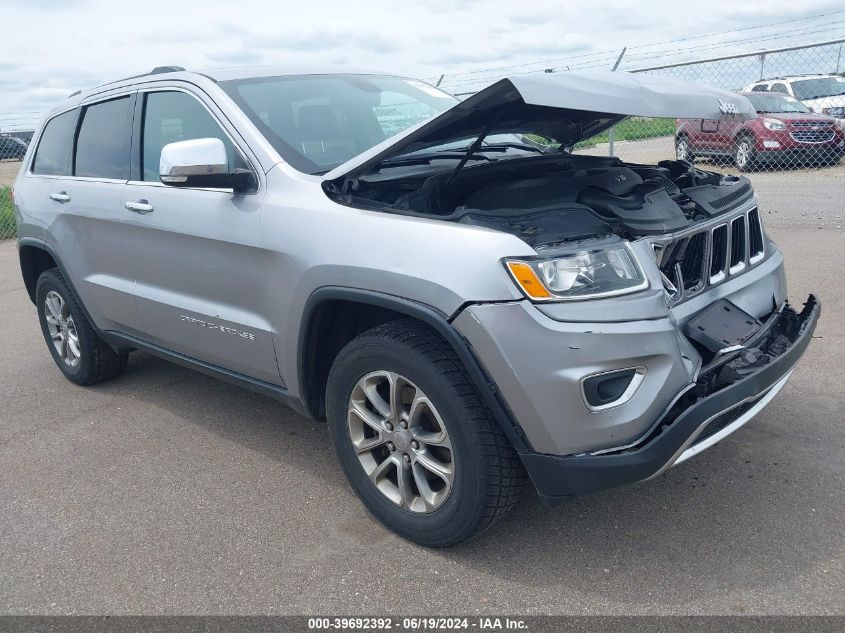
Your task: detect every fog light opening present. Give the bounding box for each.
[581,367,647,412]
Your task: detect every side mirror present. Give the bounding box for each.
[159,138,251,191]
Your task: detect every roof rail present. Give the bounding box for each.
[65,66,188,102]
[150,66,186,74]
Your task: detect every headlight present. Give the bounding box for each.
[822,107,845,117]
[505,242,649,301]
[763,118,786,131]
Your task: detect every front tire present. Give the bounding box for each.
[675,135,695,162]
[326,319,525,547]
[36,268,128,385]
[734,136,757,171]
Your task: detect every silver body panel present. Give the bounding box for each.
[452,243,787,455]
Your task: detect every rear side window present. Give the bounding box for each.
[74,96,132,179]
[750,84,769,92]
[32,110,78,176]
[141,91,245,182]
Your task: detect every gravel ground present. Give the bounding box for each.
[0,160,22,187]
[0,146,843,615]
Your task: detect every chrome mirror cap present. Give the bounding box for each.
[160,138,227,183]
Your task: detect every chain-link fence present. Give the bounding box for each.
[0,110,37,238]
[586,39,845,171]
[1,39,843,240]
[0,130,29,239]
[443,39,845,174]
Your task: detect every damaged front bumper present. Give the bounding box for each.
[518,295,820,503]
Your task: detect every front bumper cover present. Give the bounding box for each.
[519,295,820,504]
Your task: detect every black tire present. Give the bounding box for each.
[733,135,757,172]
[35,268,128,385]
[675,135,695,162]
[326,318,525,547]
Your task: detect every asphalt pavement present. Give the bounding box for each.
[0,160,843,615]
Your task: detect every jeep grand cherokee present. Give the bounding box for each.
[13,67,819,546]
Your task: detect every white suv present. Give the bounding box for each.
[744,74,845,125]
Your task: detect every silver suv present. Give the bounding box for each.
[13,67,819,546]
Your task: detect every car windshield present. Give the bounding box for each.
[747,93,811,114]
[220,74,458,175]
[790,77,845,101]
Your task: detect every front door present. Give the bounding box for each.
[123,89,280,384]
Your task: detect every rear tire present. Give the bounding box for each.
[326,318,525,547]
[36,268,128,385]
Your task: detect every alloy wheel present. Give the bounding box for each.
[44,290,81,368]
[347,371,454,513]
[735,140,751,169]
[676,137,690,161]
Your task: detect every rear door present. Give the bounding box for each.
[122,88,279,384]
[21,109,78,242]
[41,94,141,333]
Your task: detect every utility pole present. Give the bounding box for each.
[608,47,627,157]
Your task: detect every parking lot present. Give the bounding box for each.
[0,145,843,615]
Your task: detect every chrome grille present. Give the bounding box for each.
[655,207,765,303]
[790,122,836,144]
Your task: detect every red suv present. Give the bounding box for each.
[675,92,845,170]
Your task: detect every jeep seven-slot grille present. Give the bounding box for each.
[656,207,764,303]
[710,224,728,278]
[730,216,746,269]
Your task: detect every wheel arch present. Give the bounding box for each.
[19,239,61,304]
[734,127,756,142]
[297,287,531,452]
[18,239,103,342]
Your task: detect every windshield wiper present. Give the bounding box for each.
[479,142,547,154]
[379,152,498,168]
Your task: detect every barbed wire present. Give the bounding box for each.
[426,9,845,83]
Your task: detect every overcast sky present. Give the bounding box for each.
[2,0,844,120]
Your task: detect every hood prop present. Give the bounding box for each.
[442,104,510,188]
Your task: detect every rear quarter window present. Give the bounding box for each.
[31,109,78,176]
[74,96,133,180]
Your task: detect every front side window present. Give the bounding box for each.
[221,74,457,174]
[32,109,78,176]
[74,96,132,180]
[770,83,789,94]
[142,91,246,182]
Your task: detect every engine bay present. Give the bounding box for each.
[325,153,756,250]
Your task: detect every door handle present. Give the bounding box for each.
[125,200,154,214]
[49,192,70,203]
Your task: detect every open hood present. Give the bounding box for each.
[323,71,755,181]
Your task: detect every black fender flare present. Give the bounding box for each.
[297,286,531,453]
